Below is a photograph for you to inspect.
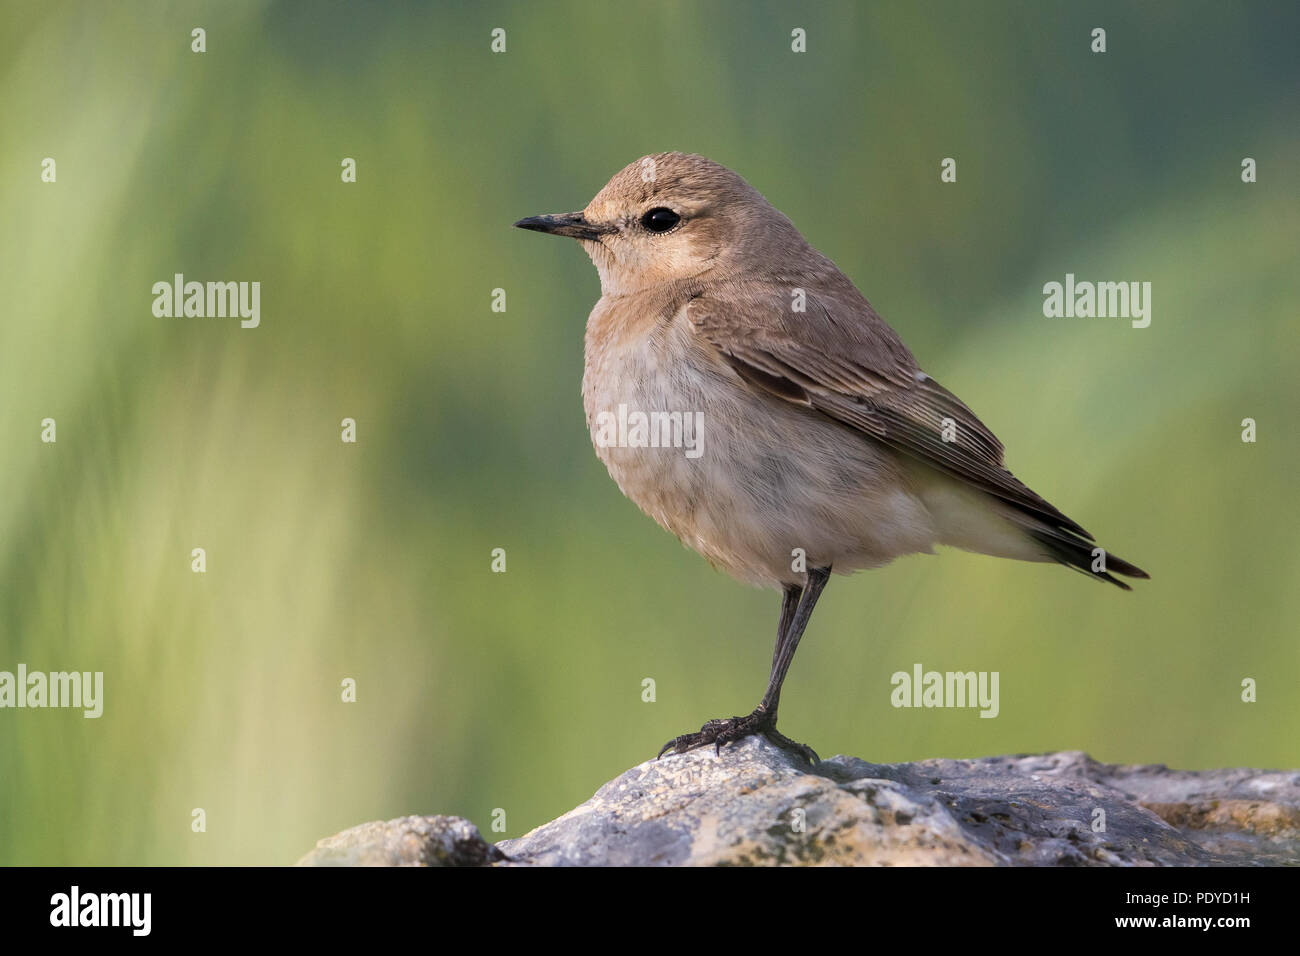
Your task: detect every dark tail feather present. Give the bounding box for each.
[1026,526,1150,591]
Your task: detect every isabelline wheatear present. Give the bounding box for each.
[516,152,1147,763]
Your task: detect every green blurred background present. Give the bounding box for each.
[2,1,1297,864]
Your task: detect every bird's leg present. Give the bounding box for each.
[771,582,802,673]
[658,566,831,764]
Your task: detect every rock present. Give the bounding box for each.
[296,815,505,867]
[297,738,1300,865]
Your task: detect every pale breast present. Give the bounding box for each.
[582,296,938,588]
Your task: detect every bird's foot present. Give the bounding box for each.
[657,709,819,764]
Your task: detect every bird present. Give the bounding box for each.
[515,151,1148,764]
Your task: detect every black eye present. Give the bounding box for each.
[640,207,681,233]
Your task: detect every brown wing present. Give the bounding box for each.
[686,278,1092,539]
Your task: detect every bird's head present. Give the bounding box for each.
[514,152,806,296]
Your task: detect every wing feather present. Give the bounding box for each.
[686,279,1092,539]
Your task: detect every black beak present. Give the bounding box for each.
[513,212,610,241]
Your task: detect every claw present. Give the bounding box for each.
[654,710,820,764]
